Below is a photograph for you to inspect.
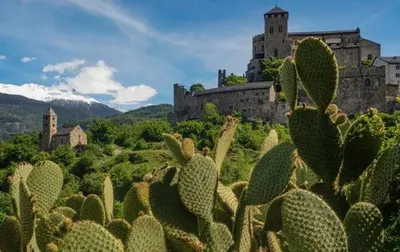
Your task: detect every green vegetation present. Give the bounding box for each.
[222,74,247,86]
[260,57,285,81]
[189,83,206,93]
[0,37,399,251]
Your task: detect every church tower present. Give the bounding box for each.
[264,6,291,59]
[40,107,57,150]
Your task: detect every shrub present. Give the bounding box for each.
[128,153,148,164]
[71,152,98,177]
[50,145,76,168]
[103,144,115,156]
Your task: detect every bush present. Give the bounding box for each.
[103,144,115,156]
[136,119,173,142]
[115,151,130,164]
[109,162,134,200]
[89,119,117,145]
[128,153,148,164]
[273,124,291,143]
[71,152,97,177]
[80,173,104,195]
[236,122,266,151]
[50,146,76,168]
[132,139,150,151]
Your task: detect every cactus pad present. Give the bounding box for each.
[165,227,204,252]
[295,37,339,113]
[65,193,85,217]
[125,215,168,252]
[201,221,234,252]
[230,181,248,199]
[163,133,185,164]
[281,189,348,252]
[259,129,279,158]
[178,153,218,220]
[214,116,239,173]
[35,212,66,251]
[149,166,198,234]
[123,182,151,223]
[363,145,400,206]
[19,180,36,247]
[266,231,283,252]
[106,219,131,245]
[80,194,106,226]
[245,142,296,205]
[9,162,33,217]
[233,190,254,252]
[216,182,238,215]
[279,56,298,110]
[26,161,63,215]
[344,202,384,252]
[59,221,124,252]
[0,216,22,252]
[181,138,195,160]
[289,107,343,185]
[339,113,385,185]
[52,207,78,221]
[102,175,114,223]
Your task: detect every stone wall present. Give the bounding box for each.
[69,126,87,147]
[360,38,381,62]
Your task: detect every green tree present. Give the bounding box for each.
[89,119,117,145]
[202,103,220,122]
[50,145,76,168]
[223,74,247,86]
[261,57,285,81]
[190,83,205,92]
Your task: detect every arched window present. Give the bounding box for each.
[364,78,371,87]
[274,49,278,58]
[279,25,283,33]
[269,26,274,34]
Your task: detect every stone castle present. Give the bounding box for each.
[39,107,87,151]
[168,6,400,124]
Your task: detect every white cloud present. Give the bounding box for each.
[41,74,48,80]
[21,56,37,63]
[43,59,85,74]
[54,60,157,105]
[54,75,61,80]
[0,55,5,60]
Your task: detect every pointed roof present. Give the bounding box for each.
[265,6,288,15]
[44,107,57,116]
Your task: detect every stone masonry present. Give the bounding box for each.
[168,6,398,125]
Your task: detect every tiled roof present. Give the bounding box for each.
[288,28,360,36]
[54,127,75,136]
[265,6,288,15]
[376,56,400,64]
[195,82,273,96]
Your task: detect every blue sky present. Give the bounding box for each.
[0,0,399,111]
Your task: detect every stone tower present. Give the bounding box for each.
[40,107,57,150]
[264,6,291,59]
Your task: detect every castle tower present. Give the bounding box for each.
[40,107,57,150]
[264,6,290,59]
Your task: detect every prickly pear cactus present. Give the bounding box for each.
[9,162,33,218]
[65,193,85,217]
[281,189,348,252]
[35,212,68,251]
[259,129,279,158]
[163,133,186,165]
[0,216,22,252]
[214,116,239,173]
[200,221,234,252]
[123,182,151,223]
[59,221,124,252]
[279,56,298,110]
[102,175,114,224]
[363,144,400,206]
[125,215,168,252]
[344,202,384,252]
[106,218,131,245]
[294,37,338,113]
[26,160,63,215]
[80,194,106,226]
[178,153,218,220]
[52,206,78,221]
[245,142,296,205]
[289,107,343,186]
[19,180,36,247]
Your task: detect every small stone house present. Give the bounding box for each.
[39,107,87,151]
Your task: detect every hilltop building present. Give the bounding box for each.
[168,6,399,124]
[39,107,87,151]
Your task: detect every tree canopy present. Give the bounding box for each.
[223,74,247,86]
[190,83,206,92]
[260,57,284,81]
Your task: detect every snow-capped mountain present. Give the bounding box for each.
[0,83,98,104]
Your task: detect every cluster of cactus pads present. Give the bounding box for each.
[1,37,399,252]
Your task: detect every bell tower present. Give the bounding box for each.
[41,107,57,150]
[264,6,290,59]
